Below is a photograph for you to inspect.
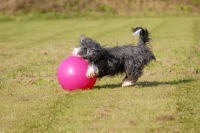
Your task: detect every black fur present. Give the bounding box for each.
[75,27,156,86]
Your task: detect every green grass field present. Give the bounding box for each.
[0,17,200,133]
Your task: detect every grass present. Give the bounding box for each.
[0,17,200,133]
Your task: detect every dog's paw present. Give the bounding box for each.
[86,64,99,78]
[122,81,133,87]
[86,70,96,78]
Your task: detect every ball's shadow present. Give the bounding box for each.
[93,79,197,89]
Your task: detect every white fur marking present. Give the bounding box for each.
[132,29,142,36]
[72,47,81,55]
[122,81,133,87]
[86,64,99,78]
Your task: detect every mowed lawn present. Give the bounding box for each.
[0,17,200,133]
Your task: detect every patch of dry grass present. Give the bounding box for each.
[0,0,199,17]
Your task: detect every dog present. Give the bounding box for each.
[73,27,156,87]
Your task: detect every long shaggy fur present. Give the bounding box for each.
[73,27,156,87]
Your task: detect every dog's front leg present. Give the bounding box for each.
[86,63,99,78]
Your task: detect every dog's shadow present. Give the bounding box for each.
[93,79,198,89]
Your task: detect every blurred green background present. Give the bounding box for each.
[0,0,199,20]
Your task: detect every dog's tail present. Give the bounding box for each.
[131,27,150,46]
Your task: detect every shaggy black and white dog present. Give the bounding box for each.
[73,27,156,87]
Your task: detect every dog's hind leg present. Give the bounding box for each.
[122,76,132,87]
[122,76,138,87]
[122,67,142,87]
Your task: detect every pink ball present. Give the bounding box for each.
[57,56,97,91]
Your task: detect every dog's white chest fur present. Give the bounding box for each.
[72,47,81,55]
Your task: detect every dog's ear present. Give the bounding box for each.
[79,34,85,45]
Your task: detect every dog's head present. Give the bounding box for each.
[73,35,104,62]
